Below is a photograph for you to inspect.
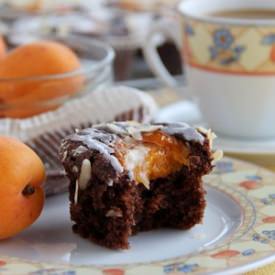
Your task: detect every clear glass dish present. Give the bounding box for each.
[0,35,114,118]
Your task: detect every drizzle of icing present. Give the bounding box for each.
[95,123,128,136]
[160,122,205,144]
[72,145,88,156]
[78,159,92,190]
[95,121,163,140]
[95,121,205,144]
[106,208,123,218]
[69,129,123,173]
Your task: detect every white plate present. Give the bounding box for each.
[0,186,242,266]
[1,158,275,274]
[155,101,275,155]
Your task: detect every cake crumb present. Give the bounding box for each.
[106,208,123,218]
[72,166,79,173]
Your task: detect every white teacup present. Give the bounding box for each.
[144,0,275,140]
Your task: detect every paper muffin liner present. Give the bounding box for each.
[0,86,157,196]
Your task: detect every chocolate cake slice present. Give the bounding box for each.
[60,122,219,249]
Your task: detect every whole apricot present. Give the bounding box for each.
[0,41,84,118]
[0,136,45,239]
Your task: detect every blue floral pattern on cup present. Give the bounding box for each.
[214,29,234,49]
[210,28,245,65]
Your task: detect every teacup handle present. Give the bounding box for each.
[143,18,183,89]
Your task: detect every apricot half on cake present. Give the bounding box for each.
[0,136,45,239]
[60,122,220,249]
[0,41,83,118]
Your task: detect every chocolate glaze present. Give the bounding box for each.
[62,128,123,173]
[94,121,205,143]
[60,122,208,180]
[156,122,205,144]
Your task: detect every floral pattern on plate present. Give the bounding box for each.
[209,28,245,66]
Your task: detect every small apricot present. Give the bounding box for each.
[0,136,45,239]
[0,41,84,118]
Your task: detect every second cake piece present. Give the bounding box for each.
[60,121,217,249]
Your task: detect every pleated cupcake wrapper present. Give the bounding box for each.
[0,86,157,195]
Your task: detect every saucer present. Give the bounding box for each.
[155,101,275,155]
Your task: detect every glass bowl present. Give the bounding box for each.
[0,36,114,118]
